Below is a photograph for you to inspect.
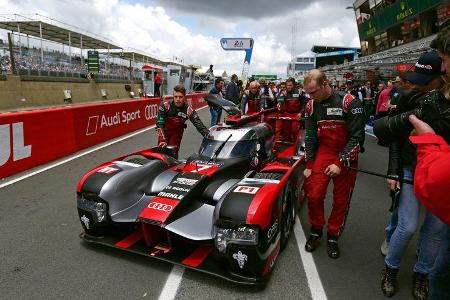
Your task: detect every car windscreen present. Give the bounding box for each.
[199,138,256,159]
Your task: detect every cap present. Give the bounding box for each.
[406,51,444,86]
[346,79,354,85]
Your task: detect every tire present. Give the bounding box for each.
[253,172,293,250]
[280,181,295,251]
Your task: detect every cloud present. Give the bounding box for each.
[0,0,359,77]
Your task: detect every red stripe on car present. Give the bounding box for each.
[115,228,143,249]
[182,245,214,267]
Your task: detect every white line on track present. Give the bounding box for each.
[0,106,207,190]
[294,216,328,300]
[158,265,185,300]
[0,125,155,189]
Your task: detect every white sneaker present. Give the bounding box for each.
[380,239,389,256]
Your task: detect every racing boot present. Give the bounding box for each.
[412,272,428,300]
[305,229,322,252]
[326,235,340,259]
[381,265,398,297]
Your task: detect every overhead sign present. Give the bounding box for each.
[220,38,253,50]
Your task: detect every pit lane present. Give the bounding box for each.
[0,108,418,299]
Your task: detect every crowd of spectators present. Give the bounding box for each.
[0,45,143,78]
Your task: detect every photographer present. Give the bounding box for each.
[376,51,450,299]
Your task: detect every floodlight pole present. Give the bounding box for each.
[80,34,83,67]
[17,23,21,56]
[68,31,72,65]
[39,21,43,63]
[8,33,17,75]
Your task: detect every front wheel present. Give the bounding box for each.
[281,181,295,251]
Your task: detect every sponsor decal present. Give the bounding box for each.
[232,251,248,269]
[97,166,119,174]
[145,104,158,120]
[177,112,187,119]
[233,186,260,194]
[81,215,90,229]
[165,185,190,193]
[86,116,99,135]
[351,107,364,114]
[267,220,278,240]
[0,122,32,167]
[147,202,173,212]
[173,177,198,186]
[415,63,433,70]
[327,108,343,116]
[292,94,299,97]
[157,192,184,200]
[86,109,143,134]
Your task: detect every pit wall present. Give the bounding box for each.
[0,93,208,179]
[0,75,143,111]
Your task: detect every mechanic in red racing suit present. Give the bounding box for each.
[275,77,308,142]
[302,69,365,259]
[241,81,264,115]
[156,85,209,158]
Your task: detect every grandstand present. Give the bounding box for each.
[0,14,165,81]
[321,0,448,81]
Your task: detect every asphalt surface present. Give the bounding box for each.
[0,107,419,299]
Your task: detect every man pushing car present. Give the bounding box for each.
[156,85,209,158]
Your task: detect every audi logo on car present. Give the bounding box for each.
[148,202,173,212]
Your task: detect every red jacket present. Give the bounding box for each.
[155,73,162,85]
[410,133,450,225]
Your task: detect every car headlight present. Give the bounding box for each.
[77,195,108,223]
[214,226,259,253]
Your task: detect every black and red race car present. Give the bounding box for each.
[77,95,306,284]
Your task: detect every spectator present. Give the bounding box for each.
[154,72,162,97]
[381,50,448,299]
[360,80,375,122]
[225,74,240,105]
[209,77,224,126]
[375,83,391,118]
[408,115,450,300]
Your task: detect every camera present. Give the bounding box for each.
[373,91,444,145]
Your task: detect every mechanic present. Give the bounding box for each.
[156,85,209,158]
[303,69,365,259]
[259,78,275,109]
[241,81,263,115]
[275,77,308,143]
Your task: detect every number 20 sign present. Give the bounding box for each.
[220,38,254,50]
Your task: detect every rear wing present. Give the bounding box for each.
[203,94,241,116]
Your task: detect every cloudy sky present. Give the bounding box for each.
[0,0,360,76]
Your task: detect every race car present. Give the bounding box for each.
[77,95,306,284]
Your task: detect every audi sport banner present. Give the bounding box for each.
[0,93,207,179]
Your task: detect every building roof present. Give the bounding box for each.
[0,14,121,50]
[311,45,360,54]
[296,50,316,58]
